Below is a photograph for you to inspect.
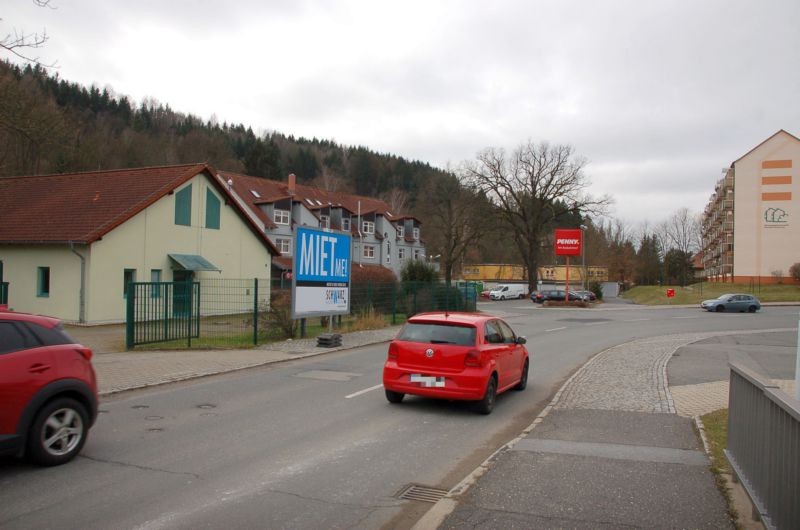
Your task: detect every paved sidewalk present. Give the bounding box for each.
[417,330,796,530]
[91,327,399,395]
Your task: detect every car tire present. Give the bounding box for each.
[26,397,89,466]
[385,389,405,404]
[748,305,758,313]
[514,359,529,391]
[715,305,725,312]
[474,375,497,415]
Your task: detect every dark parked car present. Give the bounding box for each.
[700,294,761,313]
[574,290,597,301]
[532,290,583,303]
[0,310,98,466]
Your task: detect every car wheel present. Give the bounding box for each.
[26,398,89,466]
[474,375,497,415]
[748,305,758,313]
[514,359,529,391]
[715,305,725,312]
[385,389,405,404]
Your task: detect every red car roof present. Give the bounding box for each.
[407,312,492,326]
[0,310,60,328]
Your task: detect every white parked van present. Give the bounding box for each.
[489,284,527,300]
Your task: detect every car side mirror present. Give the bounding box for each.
[516,336,527,345]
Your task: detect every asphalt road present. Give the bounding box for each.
[1,303,797,529]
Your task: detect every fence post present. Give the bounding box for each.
[413,282,417,315]
[392,282,397,325]
[125,282,135,349]
[253,278,259,345]
[186,280,192,348]
[368,282,373,309]
[300,318,306,338]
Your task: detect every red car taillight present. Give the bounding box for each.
[465,349,482,367]
[387,342,399,360]
[75,347,93,361]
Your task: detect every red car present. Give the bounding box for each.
[0,310,98,466]
[382,312,529,414]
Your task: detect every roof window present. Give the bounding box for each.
[250,190,261,198]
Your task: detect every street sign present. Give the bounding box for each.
[554,229,583,256]
[292,226,352,318]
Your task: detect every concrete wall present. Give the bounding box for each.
[733,131,800,281]
[0,245,84,320]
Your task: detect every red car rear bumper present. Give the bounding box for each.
[382,362,489,401]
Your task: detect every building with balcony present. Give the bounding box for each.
[218,172,426,279]
[702,130,799,283]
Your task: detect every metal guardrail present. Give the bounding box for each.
[725,362,800,530]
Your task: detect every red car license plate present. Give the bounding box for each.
[410,374,445,388]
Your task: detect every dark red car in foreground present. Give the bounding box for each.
[0,310,98,466]
[382,312,529,414]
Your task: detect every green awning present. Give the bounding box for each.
[168,254,220,271]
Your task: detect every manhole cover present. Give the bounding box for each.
[132,405,150,409]
[396,484,448,503]
[145,416,164,421]
[293,370,362,382]
[147,428,164,433]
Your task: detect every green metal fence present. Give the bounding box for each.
[0,282,8,306]
[125,279,479,349]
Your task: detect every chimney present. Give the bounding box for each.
[288,173,296,195]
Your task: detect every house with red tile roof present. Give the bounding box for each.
[217,171,427,279]
[0,163,279,323]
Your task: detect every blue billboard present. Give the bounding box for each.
[292,227,352,318]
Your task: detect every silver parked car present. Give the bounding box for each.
[700,293,761,313]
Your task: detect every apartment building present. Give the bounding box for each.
[219,172,426,279]
[702,130,799,283]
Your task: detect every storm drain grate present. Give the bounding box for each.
[396,484,449,503]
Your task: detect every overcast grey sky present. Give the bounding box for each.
[5,0,800,226]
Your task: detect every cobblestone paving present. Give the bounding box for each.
[553,333,712,413]
[554,328,796,416]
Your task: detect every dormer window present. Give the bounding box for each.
[320,215,330,228]
[362,221,375,234]
[413,227,420,240]
[341,218,351,231]
[397,226,404,238]
[274,209,290,225]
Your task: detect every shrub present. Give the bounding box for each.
[790,262,800,282]
[260,291,297,339]
[589,281,604,301]
[400,260,438,283]
[771,269,784,284]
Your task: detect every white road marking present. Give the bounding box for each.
[586,321,610,326]
[624,318,650,322]
[545,327,567,332]
[673,316,697,319]
[345,384,383,399]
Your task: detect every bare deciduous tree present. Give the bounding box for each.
[416,175,494,286]
[463,141,611,290]
[1,1,55,66]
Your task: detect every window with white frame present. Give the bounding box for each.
[362,220,374,234]
[320,215,330,228]
[274,209,290,225]
[397,225,404,237]
[363,245,375,259]
[398,248,406,260]
[276,238,291,254]
[341,217,351,231]
[414,249,422,260]
[413,227,420,240]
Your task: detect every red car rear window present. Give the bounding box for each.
[396,323,476,346]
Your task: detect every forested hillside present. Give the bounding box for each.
[0,61,451,214]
